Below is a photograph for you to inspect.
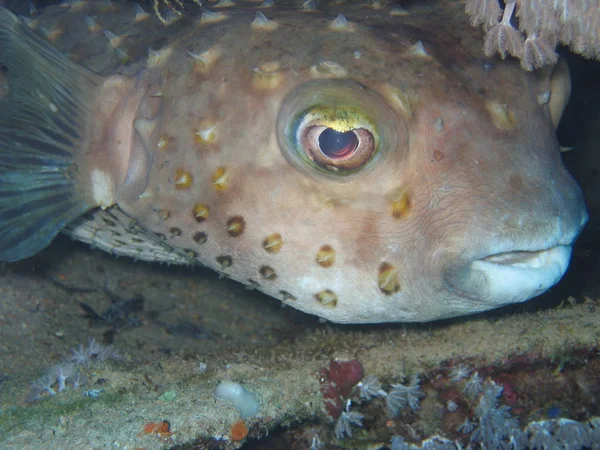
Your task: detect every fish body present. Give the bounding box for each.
[0,0,587,323]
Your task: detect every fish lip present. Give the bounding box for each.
[477,245,569,268]
[445,244,573,305]
[447,209,588,305]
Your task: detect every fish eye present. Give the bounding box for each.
[277,80,394,179]
[294,105,378,173]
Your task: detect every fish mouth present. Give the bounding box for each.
[445,244,573,306]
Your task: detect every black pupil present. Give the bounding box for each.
[318,128,358,159]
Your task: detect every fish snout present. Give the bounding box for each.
[442,197,587,308]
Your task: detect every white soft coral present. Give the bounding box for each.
[484,1,525,59]
[467,0,600,69]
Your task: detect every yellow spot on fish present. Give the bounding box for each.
[163,11,182,26]
[211,166,229,190]
[329,13,354,32]
[99,1,116,13]
[188,46,222,74]
[389,188,412,219]
[378,262,401,295]
[381,84,413,118]
[40,26,64,42]
[148,46,173,69]
[263,233,283,253]
[134,4,151,22]
[103,30,123,48]
[185,249,198,259]
[253,61,283,90]
[193,203,210,222]
[258,0,274,8]
[485,101,517,130]
[316,245,336,267]
[193,231,208,244]
[20,16,39,30]
[315,289,338,308]
[227,216,246,237]
[259,266,277,280]
[115,48,130,65]
[174,168,193,190]
[302,0,317,11]
[217,255,233,268]
[214,0,236,8]
[251,12,279,31]
[157,134,173,150]
[280,290,296,302]
[194,118,219,145]
[67,0,86,11]
[310,60,348,79]
[408,41,432,59]
[84,16,101,34]
[390,5,409,16]
[158,209,170,221]
[199,9,228,25]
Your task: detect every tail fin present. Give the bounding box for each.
[0,8,102,261]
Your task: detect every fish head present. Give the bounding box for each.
[116,2,587,323]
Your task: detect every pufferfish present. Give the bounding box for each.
[0,0,588,323]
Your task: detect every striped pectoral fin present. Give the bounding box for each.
[0,8,103,261]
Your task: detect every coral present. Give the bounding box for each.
[470,380,519,448]
[389,416,600,449]
[465,0,503,29]
[52,363,74,392]
[356,374,386,401]
[463,371,483,399]
[526,418,592,449]
[29,374,57,398]
[309,434,324,450]
[390,435,413,450]
[26,365,79,403]
[391,435,459,450]
[384,374,425,416]
[522,33,558,70]
[587,417,600,445]
[465,0,600,69]
[457,417,476,434]
[70,337,120,367]
[334,400,364,440]
[445,400,458,412]
[483,1,525,59]
[448,364,471,383]
[25,338,119,403]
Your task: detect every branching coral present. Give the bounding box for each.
[465,0,600,70]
